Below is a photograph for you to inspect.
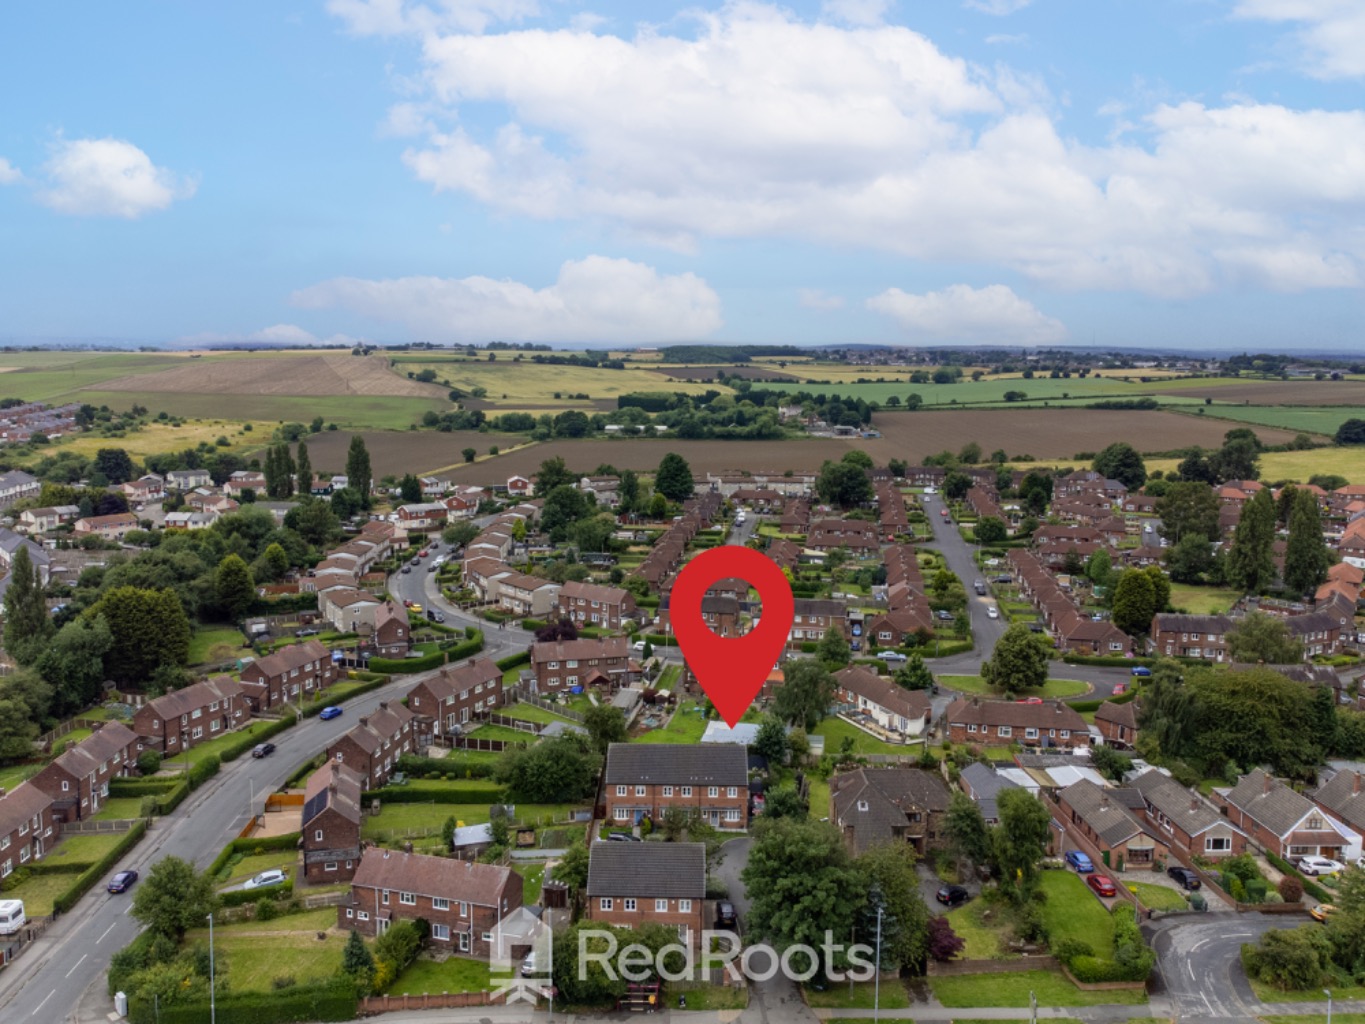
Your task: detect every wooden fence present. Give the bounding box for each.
[506,686,586,723]
[38,717,107,751]
[360,991,503,1012]
[61,818,138,834]
[478,712,539,735]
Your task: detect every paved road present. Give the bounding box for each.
[1147,913,1280,1023]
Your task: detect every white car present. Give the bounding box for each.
[1298,855,1345,877]
[243,869,288,890]
[632,640,648,652]
[986,606,999,619]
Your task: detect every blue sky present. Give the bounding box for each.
[2,0,1364,350]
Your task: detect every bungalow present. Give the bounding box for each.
[302,762,364,884]
[1129,768,1248,860]
[17,505,80,533]
[603,743,749,829]
[554,581,637,631]
[531,637,631,695]
[339,848,523,958]
[958,762,1019,825]
[585,842,707,946]
[29,722,141,821]
[864,609,936,648]
[0,785,58,878]
[833,665,931,738]
[238,639,337,712]
[1311,769,1365,844]
[326,701,417,790]
[830,767,952,855]
[73,512,139,541]
[1215,768,1362,863]
[1094,700,1138,749]
[943,697,1088,750]
[1056,779,1170,871]
[132,677,249,755]
[406,657,504,743]
[163,510,214,530]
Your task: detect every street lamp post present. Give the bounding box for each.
[1325,988,1333,1024]
[1030,989,1037,1024]
[208,912,216,1024]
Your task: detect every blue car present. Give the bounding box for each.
[1064,850,1094,873]
[319,706,343,721]
[1131,666,1152,677]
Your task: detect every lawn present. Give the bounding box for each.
[387,955,492,996]
[807,777,830,819]
[467,724,534,744]
[187,626,249,665]
[183,914,349,993]
[3,871,79,916]
[1167,584,1236,616]
[1039,870,1115,959]
[219,850,298,888]
[813,715,917,756]
[667,981,748,1010]
[945,899,1020,961]
[1251,980,1365,1003]
[0,764,38,792]
[499,703,579,727]
[657,664,681,690]
[43,832,127,865]
[930,969,1148,1007]
[803,980,911,1009]
[939,676,1090,700]
[1126,882,1188,912]
[633,700,710,744]
[163,720,281,767]
[1263,1017,1365,1024]
[92,797,147,821]
[363,802,585,840]
[521,861,547,904]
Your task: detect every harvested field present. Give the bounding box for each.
[77,391,442,431]
[290,428,531,477]
[393,359,723,406]
[652,365,799,382]
[97,354,445,399]
[1147,379,1365,404]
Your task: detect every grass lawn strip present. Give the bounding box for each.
[92,798,147,821]
[188,627,249,665]
[162,719,281,767]
[219,849,299,887]
[930,969,1147,1007]
[183,917,349,993]
[938,675,1090,700]
[1126,882,1188,912]
[1039,869,1116,959]
[43,832,127,864]
[803,980,911,1009]
[1262,1016,1365,1024]
[633,700,710,744]
[3,872,80,916]
[944,899,1022,961]
[813,715,916,755]
[1251,980,1365,1003]
[387,955,492,996]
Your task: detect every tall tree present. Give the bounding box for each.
[741,818,864,954]
[773,660,837,731]
[276,443,295,498]
[346,434,372,505]
[655,453,695,502]
[399,474,422,503]
[1227,488,1277,593]
[1111,569,1157,635]
[533,456,576,496]
[131,856,219,941]
[295,439,312,496]
[816,626,851,667]
[1156,481,1220,542]
[36,616,114,716]
[993,787,1052,899]
[87,586,192,687]
[815,460,873,508]
[857,844,930,971]
[944,792,994,869]
[94,447,136,484]
[619,469,641,513]
[1165,534,1215,584]
[1092,442,1147,490]
[583,704,628,755]
[752,716,790,765]
[892,651,934,691]
[215,554,255,620]
[981,623,1050,693]
[1226,611,1304,664]
[263,445,280,498]
[1284,489,1331,595]
[2,545,52,665]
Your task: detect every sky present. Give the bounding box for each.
[2,0,1365,350]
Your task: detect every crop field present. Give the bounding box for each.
[77,391,444,431]
[0,352,207,403]
[1145,379,1365,404]
[97,353,444,399]
[1194,406,1355,436]
[1025,448,1364,484]
[393,358,724,407]
[755,374,1138,405]
[652,365,799,381]
[296,428,531,477]
[27,419,268,462]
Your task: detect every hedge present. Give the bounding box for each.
[219,877,295,908]
[110,777,182,797]
[53,819,149,914]
[187,754,221,789]
[1070,690,1139,714]
[642,634,680,647]
[1062,653,1156,668]
[368,631,483,674]
[151,780,192,815]
[208,832,304,880]
[1265,850,1333,903]
[127,978,356,1024]
[361,784,508,805]
[218,715,296,763]
[395,752,496,779]
[496,650,530,671]
[298,675,393,718]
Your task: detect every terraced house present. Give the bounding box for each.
[132,676,248,755]
[942,696,1089,750]
[30,722,141,822]
[0,784,58,878]
[405,657,503,744]
[326,701,416,790]
[603,743,749,829]
[238,639,336,712]
[585,842,707,946]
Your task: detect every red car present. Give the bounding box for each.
[1086,874,1117,898]
[1015,697,1043,704]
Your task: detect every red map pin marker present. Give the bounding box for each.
[670,546,794,728]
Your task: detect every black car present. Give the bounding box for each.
[1167,866,1202,890]
[425,609,445,623]
[715,901,738,930]
[605,832,641,842]
[108,870,139,894]
[936,884,970,907]
[251,742,276,758]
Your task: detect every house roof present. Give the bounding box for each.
[558,580,631,605]
[246,639,330,680]
[50,721,139,778]
[144,677,244,721]
[1060,779,1150,847]
[302,761,362,827]
[1095,701,1137,730]
[1129,768,1233,838]
[1152,613,1235,635]
[338,701,415,756]
[1313,770,1365,834]
[604,743,747,786]
[959,762,1019,820]
[834,665,930,720]
[351,849,517,905]
[1224,768,1327,838]
[830,767,952,855]
[419,657,502,700]
[530,637,629,665]
[945,696,1087,733]
[0,783,52,837]
[585,842,706,899]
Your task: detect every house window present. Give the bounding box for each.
[61,781,69,792]
[998,725,1012,738]
[382,890,390,905]
[725,809,741,822]
[433,898,449,911]
[681,787,692,798]
[614,807,628,820]
[679,899,692,912]
[1289,846,1313,858]
[623,899,637,911]
[1025,728,1039,739]
[459,902,469,917]
[616,786,627,797]
[655,899,668,912]
[727,787,738,798]
[346,908,354,918]
[1307,817,1324,830]
[967,724,977,733]
[432,923,450,941]
[662,786,674,797]
[600,898,614,911]
[635,786,646,797]
[708,787,719,798]
[358,911,370,921]
[399,892,416,905]
[315,830,324,841]
[1205,836,1232,853]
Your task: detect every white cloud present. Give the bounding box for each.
[38,138,195,218]
[327,0,538,36]
[0,158,21,185]
[964,0,1032,15]
[290,256,722,343]
[799,288,846,311]
[867,283,1066,343]
[347,2,1365,298]
[176,325,360,346]
[1234,0,1365,79]
[820,0,892,27]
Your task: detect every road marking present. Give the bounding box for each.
[1202,991,1216,1017]
[96,922,117,944]
[1186,960,1195,981]
[1191,937,1209,952]
[64,954,86,978]
[31,990,53,1016]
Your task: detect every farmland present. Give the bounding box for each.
[1191,405,1360,436]
[98,353,446,399]
[288,428,531,478]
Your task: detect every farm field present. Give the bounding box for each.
[391,357,725,408]
[98,353,445,399]
[75,390,444,431]
[652,364,799,381]
[26,419,270,463]
[757,375,1139,405]
[1193,405,1356,436]
[1143,378,1365,404]
[1039,447,1365,485]
[296,428,530,477]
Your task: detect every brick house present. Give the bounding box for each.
[239,639,337,712]
[603,743,749,829]
[1129,768,1248,860]
[585,842,707,946]
[223,471,267,497]
[1150,613,1234,661]
[29,722,141,822]
[132,676,248,755]
[0,784,58,879]
[864,609,935,648]
[166,468,212,490]
[372,601,411,657]
[1214,768,1362,862]
[830,767,952,855]
[699,595,741,637]
[833,666,931,738]
[789,598,847,644]
[1311,770,1365,846]
[942,697,1089,749]
[554,581,637,631]
[490,571,561,618]
[73,512,140,540]
[406,657,503,744]
[326,701,417,790]
[530,637,631,695]
[119,475,166,504]
[319,588,383,633]
[302,762,363,884]
[1055,779,1169,871]
[339,848,523,958]
[1094,700,1138,749]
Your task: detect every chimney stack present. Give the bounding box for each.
[1263,771,1273,795]
[359,716,369,728]
[1190,797,1199,813]
[1355,772,1362,797]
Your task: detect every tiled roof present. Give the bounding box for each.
[604,743,747,786]
[1129,768,1229,837]
[303,761,362,826]
[351,849,517,905]
[558,581,631,605]
[830,767,952,855]
[586,842,706,898]
[834,665,930,721]
[1095,701,1137,729]
[945,696,1086,732]
[1060,779,1150,847]
[1224,768,1322,837]
[144,677,243,721]
[1313,770,1365,834]
[247,639,330,680]
[530,637,629,665]
[0,783,52,837]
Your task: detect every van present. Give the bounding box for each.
[0,899,26,935]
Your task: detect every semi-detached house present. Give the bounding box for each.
[30,722,141,822]
[132,676,248,755]
[585,842,706,946]
[943,696,1088,750]
[326,701,416,790]
[0,784,58,880]
[1214,768,1362,863]
[406,657,503,744]
[239,639,336,712]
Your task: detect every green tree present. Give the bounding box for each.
[1157,481,1221,543]
[993,787,1052,899]
[944,792,993,869]
[131,856,219,941]
[773,659,837,731]
[1284,489,1331,595]
[295,439,312,495]
[2,545,53,665]
[1226,611,1304,664]
[1212,435,1261,482]
[443,520,480,547]
[291,499,341,547]
[1090,744,1133,782]
[1092,442,1147,490]
[1085,548,1113,591]
[943,470,972,502]
[94,447,136,484]
[892,651,934,691]
[975,516,1007,543]
[342,929,376,979]
[553,840,591,895]
[752,716,789,764]
[741,818,864,953]
[345,434,372,505]
[857,843,930,970]
[815,460,873,508]
[462,447,477,463]
[86,586,192,687]
[842,449,874,470]
[958,441,983,464]
[1241,925,1330,991]
[619,469,641,512]
[1165,534,1214,584]
[583,704,628,755]
[1111,569,1158,636]
[36,616,113,716]
[981,623,1050,693]
[215,554,255,620]
[494,735,600,803]
[399,474,422,503]
[1143,564,1171,612]
[655,452,695,502]
[261,542,290,581]
[816,626,850,667]
[533,456,576,496]
[1336,419,1365,445]
[1227,488,1277,593]
[541,484,589,542]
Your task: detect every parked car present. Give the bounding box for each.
[1167,866,1202,890]
[319,706,343,721]
[1086,874,1118,898]
[1311,904,1337,923]
[876,650,907,666]
[939,509,950,519]
[633,640,648,652]
[1015,697,1043,705]
[107,870,139,894]
[1112,682,1128,695]
[936,610,953,621]
[428,564,438,573]
[973,580,987,595]
[1064,850,1095,873]
[715,901,738,930]
[1298,855,1345,877]
[244,869,287,890]
[521,950,540,977]
[606,832,641,842]
[936,884,971,907]
[295,627,319,637]
[401,566,411,574]
[986,606,999,619]
[251,742,276,758]
[409,603,423,614]
[1131,666,1152,677]
[409,557,420,566]
[425,609,445,623]
[419,549,429,558]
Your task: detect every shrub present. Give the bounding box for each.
[1279,876,1304,903]
[1052,938,1094,965]
[255,897,278,921]
[272,976,297,990]
[1245,878,1269,904]
[136,750,162,775]
[1222,853,1262,883]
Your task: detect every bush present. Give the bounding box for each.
[110,777,181,797]
[496,650,531,671]
[395,753,495,780]
[1278,876,1304,903]
[136,750,162,775]
[255,897,279,921]
[187,755,221,789]
[1052,938,1094,965]
[1245,878,1269,904]
[126,978,357,1024]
